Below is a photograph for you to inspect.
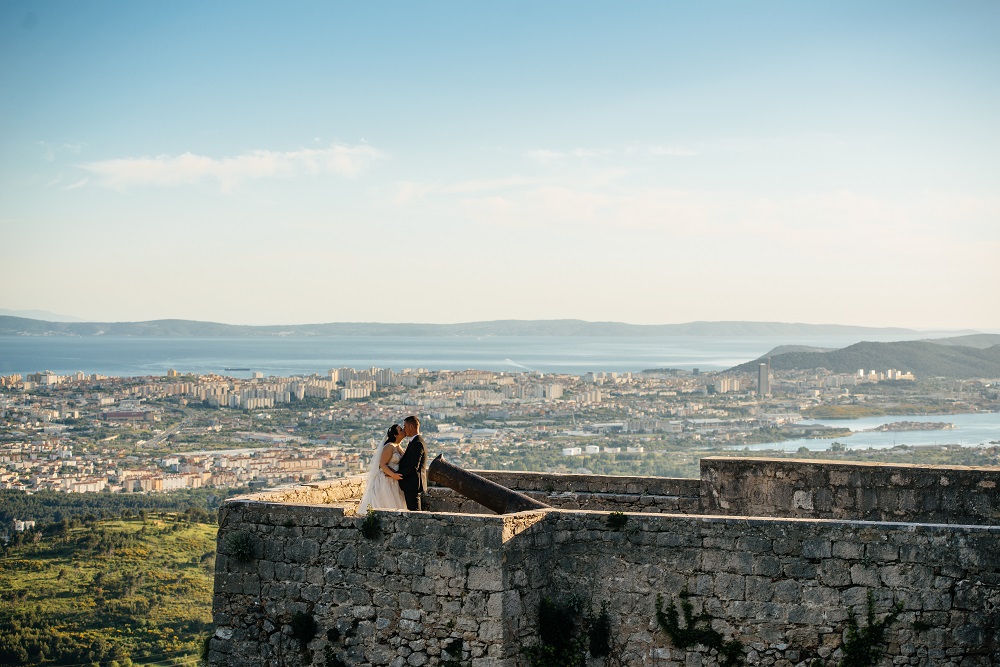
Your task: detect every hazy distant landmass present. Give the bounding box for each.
[0,308,84,322]
[918,333,1000,349]
[0,316,943,338]
[761,344,837,356]
[729,339,1000,379]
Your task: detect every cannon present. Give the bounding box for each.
[427,454,550,514]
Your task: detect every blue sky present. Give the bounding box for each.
[2,1,998,329]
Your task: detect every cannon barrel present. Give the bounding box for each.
[427,454,550,514]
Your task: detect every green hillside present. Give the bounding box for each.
[0,517,216,666]
[728,340,1000,379]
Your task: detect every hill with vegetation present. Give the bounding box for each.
[0,488,244,527]
[0,514,216,667]
[728,340,1000,379]
[919,333,1000,349]
[0,315,931,338]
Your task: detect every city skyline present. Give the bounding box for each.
[2,2,998,330]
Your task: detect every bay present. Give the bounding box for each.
[0,332,922,377]
[740,412,1000,451]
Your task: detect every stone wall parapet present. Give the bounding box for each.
[211,458,1000,667]
[701,456,1000,524]
[471,469,701,497]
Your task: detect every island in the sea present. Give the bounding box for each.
[866,420,956,432]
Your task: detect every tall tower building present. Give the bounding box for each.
[758,361,770,397]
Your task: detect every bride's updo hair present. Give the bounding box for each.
[383,424,403,445]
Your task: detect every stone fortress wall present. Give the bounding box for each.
[210,458,1000,667]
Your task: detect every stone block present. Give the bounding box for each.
[352,605,376,619]
[463,591,488,616]
[801,539,832,559]
[802,586,840,609]
[819,559,851,587]
[242,577,261,596]
[850,564,880,587]
[783,560,817,579]
[786,604,824,625]
[374,589,399,609]
[692,574,714,596]
[399,618,423,633]
[468,566,503,591]
[771,580,801,604]
[336,545,357,568]
[302,584,322,602]
[406,652,428,666]
[399,557,425,576]
[745,576,775,602]
[879,564,910,588]
[410,576,436,595]
[831,541,865,560]
[714,573,746,600]
[772,538,799,555]
[478,620,503,641]
[736,536,772,552]
[752,556,783,577]
[866,542,899,562]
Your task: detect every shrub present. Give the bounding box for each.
[290,611,317,651]
[359,507,381,540]
[606,512,628,531]
[223,531,256,564]
[656,589,742,667]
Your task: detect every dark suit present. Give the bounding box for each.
[396,434,427,511]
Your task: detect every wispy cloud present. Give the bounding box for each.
[64,178,89,190]
[80,143,384,192]
[38,141,86,162]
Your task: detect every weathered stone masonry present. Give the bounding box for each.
[211,458,1000,667]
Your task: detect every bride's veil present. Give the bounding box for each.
[363,437,384,488]
[358,425,399,512]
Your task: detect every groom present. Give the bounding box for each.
[397,415,427,511]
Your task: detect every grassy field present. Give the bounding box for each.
[0,516,217,667]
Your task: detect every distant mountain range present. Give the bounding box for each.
[0,315,959,338]
[4,315,996,378]
[0,308,84,322]
[728,335,1000,379]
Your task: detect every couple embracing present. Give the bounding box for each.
[358,415,427,512]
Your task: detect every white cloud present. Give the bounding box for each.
[64,178,89,190]
[80,143,384,192]
[38,141,86,162]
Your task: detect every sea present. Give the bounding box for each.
[741,412,1000,451]
[0,332,933,378]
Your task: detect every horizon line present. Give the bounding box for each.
[0,313,991,334]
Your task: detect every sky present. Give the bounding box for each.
[1,2,998,330]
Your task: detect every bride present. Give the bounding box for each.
[357,424,408,512]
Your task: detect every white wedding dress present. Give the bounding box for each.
[357,443,408,512]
